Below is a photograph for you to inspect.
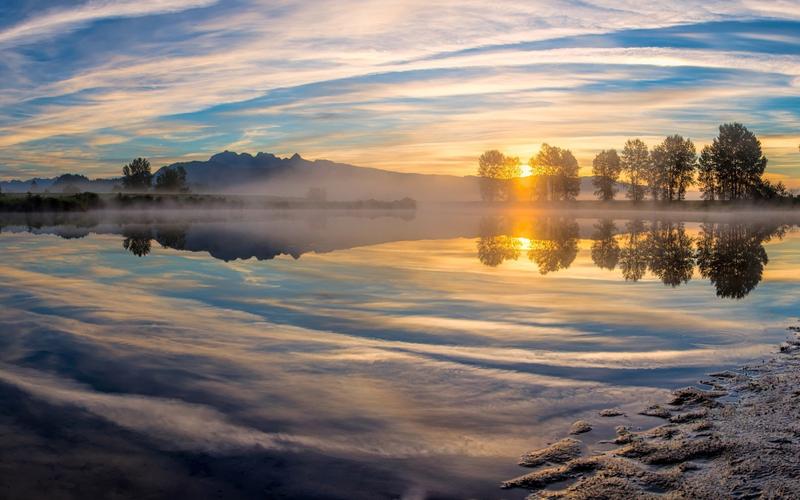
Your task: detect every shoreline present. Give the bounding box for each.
[502,327,800,498]
[2,192,800,214]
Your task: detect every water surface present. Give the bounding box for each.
[1,209,798,499]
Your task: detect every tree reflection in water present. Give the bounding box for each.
[619,220,648,282]
[696,222,786,299]
[590,219,620,270]
[646,221,695,287]
[477,217,522,267]
[122,227,153,257]
[477,216,788,299]
[527,216,579,274]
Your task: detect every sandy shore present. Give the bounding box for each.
[503,328,800,498]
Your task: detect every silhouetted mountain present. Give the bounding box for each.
[0,173,117,193]
[159,151,480,201]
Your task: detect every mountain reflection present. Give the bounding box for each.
[0,211,793,300]
[477,215,789,299]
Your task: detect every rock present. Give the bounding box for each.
[669,387,726,407]
[518,438,582,467]
[599,408,625,417]
[639,404,672,419]
[569,420,592,435]
[613,425,635,444]
[670,409,708,424]
[616,436,727,465]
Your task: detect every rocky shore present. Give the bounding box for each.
[503,328,800,498]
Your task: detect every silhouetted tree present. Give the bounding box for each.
[620,139,650,202]
[651,135,696,201]
[698,123,767,200]
[590,219,620,269]
[528,217,579,274]
[698,123,768,201]
[478,150,521,201]
[529,144,580,202]
[646,221,694,286]
[619,219,648,281]
[751,178,791,201]
[592,149,621,201]
[154,165,188,192]
[122,157,153,191]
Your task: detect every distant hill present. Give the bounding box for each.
[161,151,480,201]
[1,151,633,201]
[0,173,117,194]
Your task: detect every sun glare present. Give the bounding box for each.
[520,164,533,177]
[514,237,533,250]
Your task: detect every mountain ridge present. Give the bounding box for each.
[1,151,624,201]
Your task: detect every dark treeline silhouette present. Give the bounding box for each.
[477,216,788,298]
[120,157,190,193]
[477,123,794,203]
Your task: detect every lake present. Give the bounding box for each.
[0,208,798,499]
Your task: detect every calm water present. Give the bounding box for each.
[1,208,798,499]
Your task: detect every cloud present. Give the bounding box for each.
[0,0,217,47]
[0,1,799,180]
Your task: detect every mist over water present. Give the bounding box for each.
[0,208,799,499]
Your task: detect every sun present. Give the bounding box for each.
[520,164,533,177]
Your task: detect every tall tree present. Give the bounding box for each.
[477,150,520,201]
[697,123,768,201]
[620,139,650,202]
[122,157,153,191]
[529,144,580,201]
[591,149,621,201]
[651,135,696,201]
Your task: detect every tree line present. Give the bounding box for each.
[477,123,792,203]
[120,157,190,193]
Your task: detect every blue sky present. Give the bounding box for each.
[0,0,799,184]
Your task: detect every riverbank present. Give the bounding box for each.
[502,328,800,498]
[0,193,417,212]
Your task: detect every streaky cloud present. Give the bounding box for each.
[0,0,217,46]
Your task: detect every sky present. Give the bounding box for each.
[0,1,799,184]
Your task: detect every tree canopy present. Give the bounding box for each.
[620,139,650,202]
[698,123,768,201]
[651,135,696,201]
[529,144,580,201]
[155,165,189,192]
[592,149,621,201]
[122,157,153,191]
[477,150,521,201]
